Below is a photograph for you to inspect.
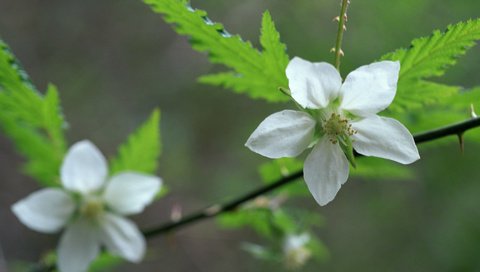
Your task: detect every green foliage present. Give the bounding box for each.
[352,157,414,180]
[145,0,289,102]
[89,253,123,272]
[382,19,480,112]
[0,40,67,186]
[259,158,309,197]
[110,108,161,175]
[394,86,480,147]
[219,208,291,238]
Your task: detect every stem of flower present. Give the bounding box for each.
[143,117,480,238]
[334,0,350,71]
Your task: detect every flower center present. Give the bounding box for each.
[322,112,356,144]
[80,197,104,219]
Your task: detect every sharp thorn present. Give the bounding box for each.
[457,133,465,154]
[470,104,477,118]
[333,16,340,22]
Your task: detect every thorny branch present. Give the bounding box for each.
[142,117,480,238]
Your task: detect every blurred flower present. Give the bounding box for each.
[246,57,419,206]
[283,233,312,269]
[12,140,162,272]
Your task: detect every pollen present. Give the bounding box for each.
[323,113,356,144]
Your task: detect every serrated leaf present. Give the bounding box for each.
[382,19,480,81]
[381,19,480,111]
[110,108,161,175]
[0,39,67,186]
[145,0,290,102]
[389,81,461,112]
[260,11,290,87]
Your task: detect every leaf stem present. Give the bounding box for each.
[143,117,480,238]
[334,0,350,71]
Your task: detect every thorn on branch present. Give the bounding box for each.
[470,104,477,118]
[205,204,222,216]
[170,204,182,222]
[457,132,465,154]
[333,16,340,22]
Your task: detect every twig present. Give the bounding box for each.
[143,117,480,238]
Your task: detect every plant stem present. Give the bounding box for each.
[34,117,480,272]
[143,117,480,238]
[334,0,350,71]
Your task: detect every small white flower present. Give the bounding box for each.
[246,57,420,206]
[283,233,311,269]
[11,140,162,272]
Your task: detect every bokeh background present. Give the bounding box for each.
[0,0,479,271]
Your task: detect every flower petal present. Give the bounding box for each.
[100,213,146,262]
[11,188,75,233]
[61,140,108,193]
[286,57,342,109]
[245,110,316,159]
[103,172,162,215]
[304,137,349,206]
[339,61,400,116]
[351,115,420,164]
[57,219,100,272]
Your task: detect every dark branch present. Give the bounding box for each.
[143,117,480,238]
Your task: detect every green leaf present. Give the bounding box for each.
[145,0,290,102]
[110,108,161,175]
[0,40,67,186]
[388,81,461,113]
[89,253,123,272]
[218,208,275,237]
[352,157,413,180]
[382,19,480,81]
[259,11,290,88]
[259,158,308,197]
[381,19,480,111]
[393,86,480,145]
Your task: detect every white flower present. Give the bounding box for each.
[11,140,162,272]
[283,233,311,269]
[246,57,420,206]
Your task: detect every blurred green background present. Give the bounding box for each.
[0,0,479,271]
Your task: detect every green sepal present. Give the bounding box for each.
[278,86,291,97]
[338,136,356,168]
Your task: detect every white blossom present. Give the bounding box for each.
[246,57,420,206]
[12,140,162,272]
[283,233,312,269]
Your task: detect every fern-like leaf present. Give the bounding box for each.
[382,19,480,111]
[0,40,67,186]
[145,0,290,102]
[110,108,161,175]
